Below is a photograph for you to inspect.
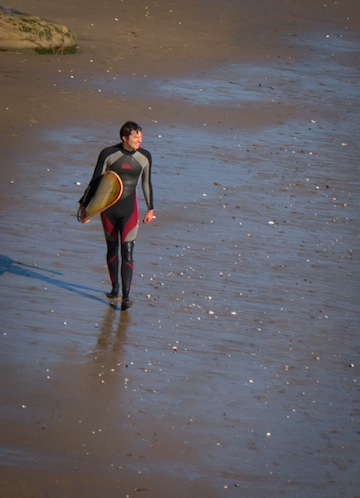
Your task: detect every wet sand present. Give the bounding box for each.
[1,0,360,496]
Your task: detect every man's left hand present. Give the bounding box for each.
[143,210,154,224]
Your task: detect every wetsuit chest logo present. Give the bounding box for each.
[121,162,132,169]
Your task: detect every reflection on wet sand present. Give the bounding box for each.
[96,304,131,353]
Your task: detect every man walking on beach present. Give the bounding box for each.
[78,121,154,310]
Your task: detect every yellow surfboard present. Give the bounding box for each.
[78,171,123,223]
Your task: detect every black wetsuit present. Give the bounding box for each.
[80,143,153,299]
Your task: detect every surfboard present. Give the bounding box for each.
[78,171,123,223]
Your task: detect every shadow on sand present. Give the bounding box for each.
[0,254,107,304]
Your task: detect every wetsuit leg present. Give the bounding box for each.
[101,211,120,288]
[119,195,138,299]
[121,241,134,299]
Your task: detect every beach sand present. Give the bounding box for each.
[1,0,359,496]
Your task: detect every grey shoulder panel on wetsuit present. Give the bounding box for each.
[79,145,122,206]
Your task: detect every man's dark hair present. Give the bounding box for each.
[120,121,142,140]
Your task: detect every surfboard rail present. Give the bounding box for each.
[78,170,123,224]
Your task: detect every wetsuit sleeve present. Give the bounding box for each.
[78,148,110,206]
[141,150,154,210]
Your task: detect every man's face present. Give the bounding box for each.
[123,130,142,151]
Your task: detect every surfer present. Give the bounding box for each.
[79,121,154,310]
